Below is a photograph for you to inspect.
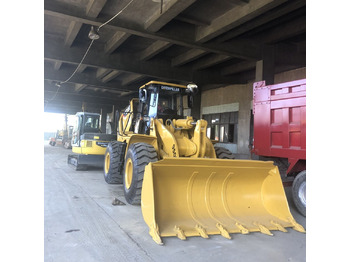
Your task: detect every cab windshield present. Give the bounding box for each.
[83,115,100,133]
[147,85,190,119]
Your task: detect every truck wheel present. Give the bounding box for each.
[104,141,126,184]
[123,143,158,205]
[215,147,235,159]
[292,170,306,216]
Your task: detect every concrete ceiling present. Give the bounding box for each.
[44,0,306,114]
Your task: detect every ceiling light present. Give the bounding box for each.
[88,26,100,40]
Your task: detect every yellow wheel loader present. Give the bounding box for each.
[68,112,116,170]
[104,81,305,245]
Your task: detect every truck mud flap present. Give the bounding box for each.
[141,158,305,245]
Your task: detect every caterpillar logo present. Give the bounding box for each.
[161,86,179,92]
[172,144,176,157]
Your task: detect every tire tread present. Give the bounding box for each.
[104,141,126,184]
[124,143,158,205]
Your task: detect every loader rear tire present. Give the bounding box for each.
[123,143,158,205]
[215,147,235,159]
[104,141,126,184]
[292,170,306,217]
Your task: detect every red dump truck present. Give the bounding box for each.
[252,79,306,216]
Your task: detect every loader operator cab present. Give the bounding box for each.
[72,112,101,147]
[121,81,197,135]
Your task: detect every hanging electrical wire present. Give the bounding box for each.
[97,0,135,32]
[45,0,136,108]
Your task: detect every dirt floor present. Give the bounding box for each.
[44,142,306,262]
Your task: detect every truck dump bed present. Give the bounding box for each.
[252,79,306,174]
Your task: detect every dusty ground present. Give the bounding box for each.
[44,142,306,262]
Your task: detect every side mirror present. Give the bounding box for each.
[186,83,198,95]
[139,89,147,103]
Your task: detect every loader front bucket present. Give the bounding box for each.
[141,158,305,245]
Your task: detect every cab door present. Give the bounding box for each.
[72,114,83,148]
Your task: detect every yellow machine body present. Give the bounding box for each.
[141,158,304,244]
[112,81,304,244]
[68,112,116,170]
[72,139,109,155]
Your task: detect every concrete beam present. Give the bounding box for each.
[192,54,231,70]
[250,16,306,44]
[96,68,112,79]
[45,38,193,82]
[195,0,287,43]
[45,41,257,87]
[76,65,88,73]
[140,40,172,61]
[75,83,87,92]
[54,61,62,70]
[44,104,83,114]
[194,67,256,87]
[105,32,131,55]
[101,70,121,83]
[121,74,145,86]
[44,66,130,92]
[44,88,126,105]
[221,61,256,76]
[175,15,210,26]
[84,86,126,95]
[64,21,83,47]
[172,49,207,67]
[275,43,305,66]
[44,3,260,60]
[214,0,305,43]
[145,0,198,32]
[63,0,107,47]
[86,0,107,17]
[44,98,115,114]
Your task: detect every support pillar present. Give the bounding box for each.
[255,45,275,85]
[192,89,201,120]
[64,114,68,131]
[100,108,107,133]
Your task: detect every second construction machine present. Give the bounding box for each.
[68,112,116,170]
[103,81,305,245]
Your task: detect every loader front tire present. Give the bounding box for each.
[123,143,158,205]
[104,141,126,184]
[292,170,306,217]
[215,147,235,159]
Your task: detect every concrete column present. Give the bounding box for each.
[236,85,252,159]
[112,105,119,134]
[192,89,201,120]
[64,114,68,131]
[255,45,275,85]
[100,108,107,133]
